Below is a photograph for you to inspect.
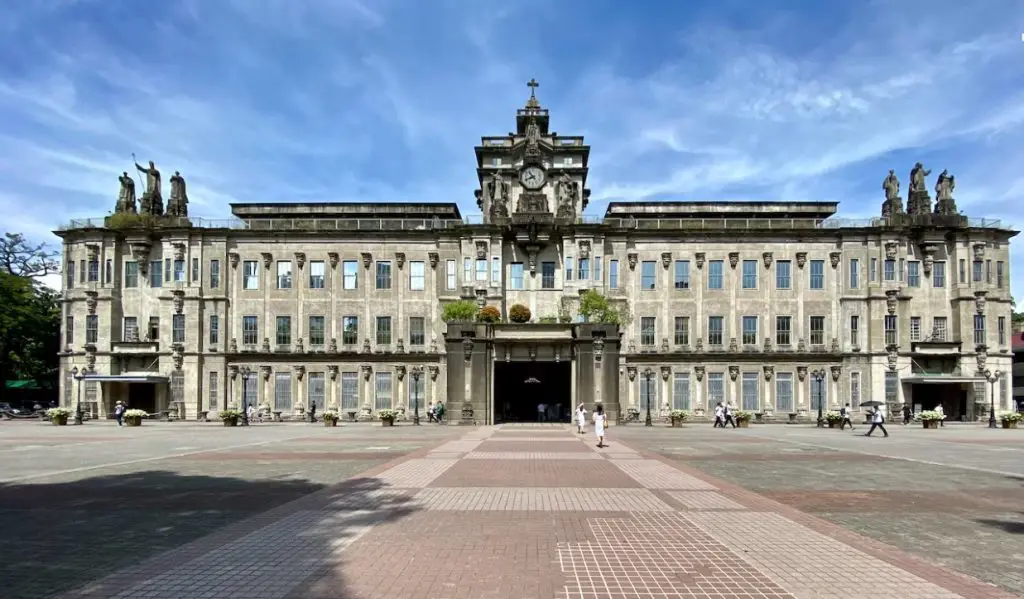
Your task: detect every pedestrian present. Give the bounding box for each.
[428,400,437,423]
[537,402,547,422]
[309,403,317,423]
[593,404,607,448]
[840,403,855,431]
[723,403,737,428]
[865,406,889,437]
[246,402,257,424]
[114,401,124,426]
[576,403,588,434]
[902,404,912,425]
[934,403,945,428]
[713,402,725,428]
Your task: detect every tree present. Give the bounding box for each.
[0,232,58,278]
[578,290,628,325]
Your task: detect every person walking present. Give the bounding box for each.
[934,403,945,428]
[113,401,125,426]
[576,404,588,434]
[713,402,725,428]
[593,404,607,448]
[722,403,737,428]
[840,403,855,431]
[902,404,912,426]
[865,406,889,437]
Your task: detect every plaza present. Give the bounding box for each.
[1,420,1021,598]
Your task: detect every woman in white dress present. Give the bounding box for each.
[593,404,607,448]
[576,404,588,434]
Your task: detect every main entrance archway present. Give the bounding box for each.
[494,361,571,423]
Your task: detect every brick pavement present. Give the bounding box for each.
[59,424,1018,599]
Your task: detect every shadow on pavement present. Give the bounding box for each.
[975,512,1024,535]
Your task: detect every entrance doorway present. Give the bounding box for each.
[494,361,571,423]
[912,383,968,421]
[127,383,157,414]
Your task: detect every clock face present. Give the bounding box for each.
[520,166,546,190]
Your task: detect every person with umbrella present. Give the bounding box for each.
[860,400,889,437]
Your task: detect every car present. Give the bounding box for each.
[0,402,21,415]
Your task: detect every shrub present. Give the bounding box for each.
[999,412,1023,422]
[733,410,754,421]
[538,315,558,323]
[123,409,148,419]
[917,410,945,421]
[46,407,72,418]
[578,290,626,324]
[508,304,531,323]
[219,408,243,421]
[441,300,478,322]
[669,409,689,421]
[824,410,843,422]
[323,410,339,422]
[477,305,501,323]
[378,409,398,421]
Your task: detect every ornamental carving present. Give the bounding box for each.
[172,344,184,371]
[328,365,338,381]
[829,252,841,269]
[295,337,304,354]
[229,251,240,269]
[797,338,807,352]
[627,252,638,270]
[797,366,808,381]
[85,349,96,371]
[796,252,807,268]
[86,243,99,261]
[395,252,406,269]
[229,338,238,353]
[85,291,98,314]
[728,337,738,352]
[831,365,842,382]
[920,244,937,275]
[396,365,406,380]
[728,252,739,269]
[729,365,739,381]
[328,338,337,353]
[396,338,405,354]
[661,366,671,381]
[885,289,899,315]
[627,366,637,381]
[463,337,474,361]
[695,253,706,269]
[831,338,840,353]
[695,338,703,352]
[172,242,185,261]
[661,338,670,353]
[363,338,371,353]
[428,252,439,269]
[763,337,773,352]
[328,252,339,269]
[293,365,305,381]
[762,252,773,269]
[694,365,705,381]
[261,365,272,381]
[661,252,671,269]
[763,365,774,380]
[974,290,986,314]
[475,240,488,259]
[171,290,184,314]
[579,241,591,259]
[261,337,271,352]
[131,242,152,270]
[887,344,898,371]
[973,243,986,260]
[976,347,987,372]
[361,364,372,380]
[361,252,371,269]
[593,337,604,358]
[261,252,272,269]
[884,241,898,260]
[427,365,439,381]
[430,336,438,354]
[294,252,305,269]
[229,365,239,380]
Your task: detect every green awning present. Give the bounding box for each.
[5,380,41,390]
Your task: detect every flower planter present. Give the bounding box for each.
[381,419,395,427]
[788,413,798,423]
[52,415,68,426]
[736,419,750,428]
[324,419,337,427]
[223,417,238,427]
[922,420,938,429]
[1001,420,1018,429]
[125,417,142,427]
[671,419,683,428]
[827,422,838,428]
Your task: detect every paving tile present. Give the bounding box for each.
[368,458,457,488]
[667,491,747,510]
[477,440,593,453]
[412,487,674,511]
[465,451,603,460]
[429,458,642,488]
[612,459,719,490]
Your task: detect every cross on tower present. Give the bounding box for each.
[527,78,539,99]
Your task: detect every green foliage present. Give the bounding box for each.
[508,304,531,323]
[477,305,501,323]
[104,212,161,230]
[917,410,945,421]
[538,315,558,324]
[219,409,242,421]
[441,300,478,322]
[669,409,689,421]
[578,290,626,325]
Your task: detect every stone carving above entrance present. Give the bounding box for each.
[627,252,638,270]
[762,252,773,269]
[661,253,671,269]
[626,366,637,381]
[728,252,739,269]
[695,253,706,269]
[694,365,705,381]
[475,241,488,259]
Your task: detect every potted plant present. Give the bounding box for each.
[323,410,339,427]
[46,407,71,426]
[788,412,798,423]
[123,409,147,427]
[734,410,754,428]
[918,410,943,429]
[999,412,1022,429]
[824,410,843,428]
[441,300,478,323]
[476,305,501,323]
[509,303,531,323]
[378,409,398,427]
[669,409,689,428]
[220,408,242,427]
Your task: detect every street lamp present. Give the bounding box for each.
[643,367,654,427]
[811,368,827,428]
[984,369,1002,429]
[240,366,252,426]
[72,366,84,425]
[410,366,423,425]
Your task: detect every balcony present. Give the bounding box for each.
[110,340,160,354]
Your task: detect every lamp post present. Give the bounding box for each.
[643,367,654,427]
[72,366,84,425]
[410,366,423,425]
[984,369,1002,429]
[240,366,252,426]
[812,368,827,428]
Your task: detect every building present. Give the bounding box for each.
[55,84,1018,424]
[1013,325,1024,413]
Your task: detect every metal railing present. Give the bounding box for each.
[58,217,466,232]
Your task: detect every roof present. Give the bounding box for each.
[230,202,463,220]
[604,201,839,219]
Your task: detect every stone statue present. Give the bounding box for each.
[116,171,137,214]
[135,160,164,216]
[882,170,900,200]
[934,169,957,215]
[909,162,931,193]
[525,118,540,144]
[489,171,507,203]
[556,172,577,218]
[167,171,189,217]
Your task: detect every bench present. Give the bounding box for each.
[273,411,283,422]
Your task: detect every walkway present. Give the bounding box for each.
[60,425,1014,599]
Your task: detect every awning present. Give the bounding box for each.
[901,375,985,384]
[82,374,170,384]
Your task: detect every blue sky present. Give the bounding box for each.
[1,0,1023,300]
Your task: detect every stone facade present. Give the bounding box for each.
[54,87,1017,423]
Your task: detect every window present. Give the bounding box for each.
[996,261,1004,288]
[308,372,326,411]
[609,260,619,288]
[673,317,689,346]
[446,260,457,290]
[907,261,920,287]
[173,259,185,282]
[775,316,792,346]
[491,257,500,283]
[86,315,98,344]
[809,316,825,346]
[343,260,358,289]
[742,372,759,410]
[242,316,259,346]
[409,317,425,346]
[374,372,393,411]
[708,260,724,289]
[376,261,392,289]
[276,316,291,347]
[973,260,983,283]
[870,257,877,282]
[191,257,199,283]
[885,372,899,404]
[172,314,185,343]
[673,260,690,289]
[210,259,220,288]
[595,257,602,281]
[410,261,425,291]
[124,262,138,288]
[376,316,392,345]
[998,316,1006,346]
[884,315,898,345]
[79,260,85,283]
[565,257,574,281]
[578,258,589,280]
[849,259,859,289]
[884,259,895,281]
[707,373,724,411]
[342,316,359,345]
[87,259,99,283]
[275,261,292,289]
[932,261,945,287]
[65,261,74,289]
[65,315,73,346]
[170,372,184,412]
[463,257,471,282]
[776,260,791,289]
[1000,375,1009,409]
[809,260,825,289]
[672,373,691,410]
[63,369,72,406]
[898,258,905,282]
[542,262,556,289]
[209,371,219,411]
[341,372,359,410]
[243,260,258,290]
[742,316,758,345]
[810,373,827,411]
[640,317,656,346]
[510,263,524,289]
[973,314,986,346]
[640,372,658,411]
[775,373,794,412]
[910,317,921,342]
[850,315,859,347]
[274,372,292,411]
[148,316,160,341]
[150,260,163,287]
[476,258,488,282]
[243,374,258,408]
[850,372,861,408]
[309,316,325,347]
[209,314,219,345]
[742,260,757,289]
[105,259,112,284]
[123,317,138,342]
[932,317,947,342]
[959,259,966,284]
[986,260,992,284]
[409,375,425,410]
[640,261,656,290]
[708,316,724,346]
[309,261,325,289]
